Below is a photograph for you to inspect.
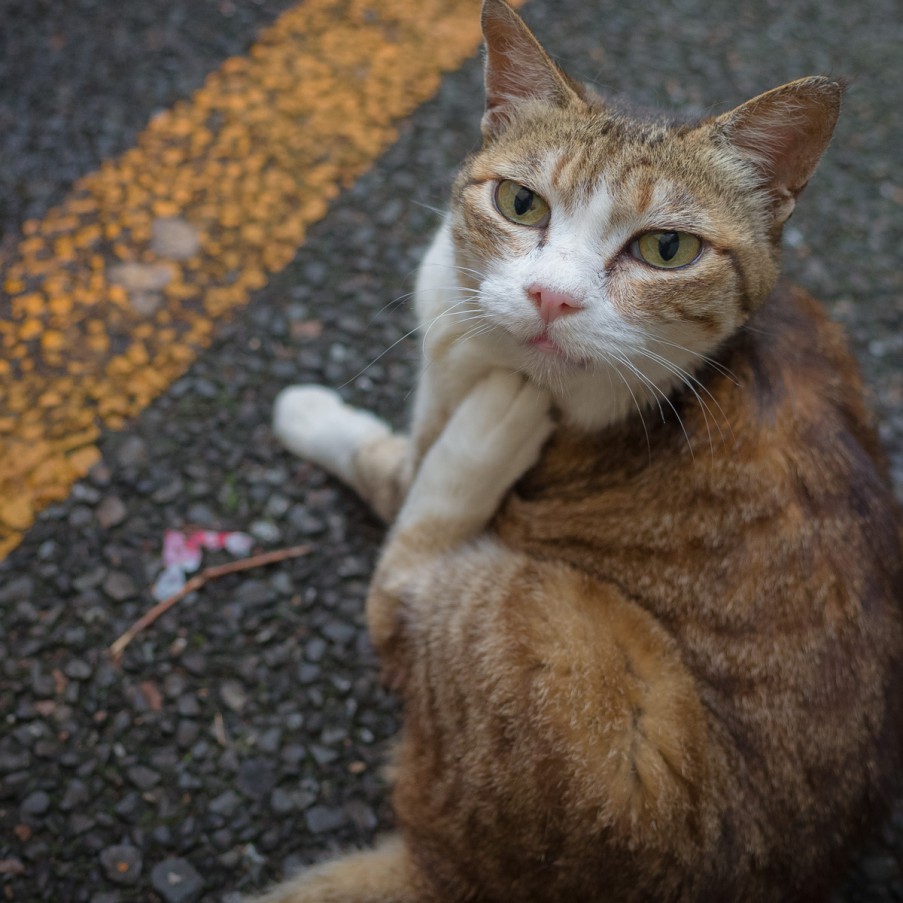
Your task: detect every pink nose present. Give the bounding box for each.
[527,285,583,324]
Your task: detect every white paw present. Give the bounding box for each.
[272,385,390,487]
[443,370,553,477]
[398,370,553,530]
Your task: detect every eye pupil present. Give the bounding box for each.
[514,187,534,216]
[658,232,680,262]
[494,180,549,226]
[632,230,702,269]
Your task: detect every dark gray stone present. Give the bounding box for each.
[21,789,51,816]
[102,571,137,602]
[0,575,34,604]
[218,679,248,713]
[150,857,204,903]
[64,658,93,681]
[209,789,241,818]
[99,845,142,884]
[304,805,346,835]
[176,720,201,749]
[95,496,128,529]
[236,758,277,800]
[126,764,161,791]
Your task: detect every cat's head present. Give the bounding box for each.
[447,0,841,424]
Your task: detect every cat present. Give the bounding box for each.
[260,0,903,900]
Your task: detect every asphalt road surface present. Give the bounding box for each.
[1,0,901,900]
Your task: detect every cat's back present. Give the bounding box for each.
[495,282,903,889]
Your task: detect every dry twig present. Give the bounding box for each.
[109,544,311,662]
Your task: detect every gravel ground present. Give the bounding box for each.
[1,0,902,901]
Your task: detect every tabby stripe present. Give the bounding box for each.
[724,248,754,315]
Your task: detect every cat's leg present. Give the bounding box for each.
[396,369,553,538]
[367,369,554,654]
[272,386,412,523]
[249,834,429,903]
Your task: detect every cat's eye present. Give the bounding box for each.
[632,231,702,269]
[494,180,550,227]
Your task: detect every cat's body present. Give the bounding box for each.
[259,2,903,900]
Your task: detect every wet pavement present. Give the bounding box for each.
[1,0,902,901]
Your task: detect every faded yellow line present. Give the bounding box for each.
[0,0,519,559]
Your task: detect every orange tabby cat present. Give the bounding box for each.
[263,1,903,899]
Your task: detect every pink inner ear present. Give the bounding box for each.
[717,77,842,199]
[480,0,586,136]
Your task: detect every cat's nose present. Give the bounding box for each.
[526,285,583,324]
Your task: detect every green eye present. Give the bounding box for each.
[632,231,702,269]
[495,180,550,227]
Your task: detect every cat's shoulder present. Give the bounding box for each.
[728,282,870,419]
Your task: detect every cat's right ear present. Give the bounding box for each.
[480,0,588,139]
[712,77,844,226]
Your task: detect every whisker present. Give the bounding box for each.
[611,351,695,459]
[635,347,734,451]
[366,290,416,327]
[340,301,480,389]
[641,350,716,456]
[410,200,447,217]
[645,331,742,385]
[596,351,652,462]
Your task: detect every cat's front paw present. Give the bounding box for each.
[397,370,553,532]
[272,385,390,489]
[448,369,554,479]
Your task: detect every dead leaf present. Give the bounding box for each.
[139,680,164,712]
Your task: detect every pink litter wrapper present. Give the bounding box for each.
[152,529,255,601]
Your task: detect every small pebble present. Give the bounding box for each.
[250,519,281,544]
[209,790,241,818]
[95,496,128,529]
[99,845,142,884]
[60,779,90,811]
[21,790,51,816]
[304,805,346,834]
[72,566,108,593]
[103,571,137,602]
[64,659,93,681]
[150,217,201,260]
[126,765,161,791]
[115,435,148,468]
[270,788,295,815]
[176,720,201,749]
[150,857,204,903]
[236,759,277,800]
[218,679,248,713]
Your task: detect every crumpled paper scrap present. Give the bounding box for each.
[152,529,254,601]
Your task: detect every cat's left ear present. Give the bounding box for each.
[480,0,588,139]
[713,76,843,226]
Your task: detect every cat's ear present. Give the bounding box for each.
[713,77,843,226]
[480,0,588,139]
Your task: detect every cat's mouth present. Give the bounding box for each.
[530,334,565,355]
[525,330,590,369]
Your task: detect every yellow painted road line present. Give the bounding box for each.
[0,0,520,559]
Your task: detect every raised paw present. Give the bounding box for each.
[272,384,390,489]
[445,370,554,480]
[397,370,553,533]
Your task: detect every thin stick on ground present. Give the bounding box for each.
[109,544,311,663]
